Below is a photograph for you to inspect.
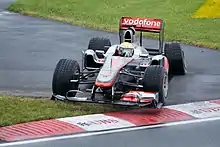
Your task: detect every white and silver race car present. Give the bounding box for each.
[51,17,187,108]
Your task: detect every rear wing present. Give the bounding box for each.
[119,17,165,54]
[119,17,164,33]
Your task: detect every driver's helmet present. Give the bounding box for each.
[115,42,134,57]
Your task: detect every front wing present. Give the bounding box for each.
[52,91,161,108]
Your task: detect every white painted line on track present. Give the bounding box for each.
[1,116,220,146]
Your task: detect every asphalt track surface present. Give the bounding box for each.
[0,0,220,146]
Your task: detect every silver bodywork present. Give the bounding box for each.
[83,43,167,98]
[83,43,164,70]
[53,43,167,108]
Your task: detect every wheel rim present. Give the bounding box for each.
[182,52,187,74]
[70,68,80,97]
[183,58,187,73]
[163,73,169,98]
[74,69,80,80]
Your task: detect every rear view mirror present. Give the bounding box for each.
[95,50,105,54]
[140,54,148,58]
[104,46,111,50]
[95,50,105,58]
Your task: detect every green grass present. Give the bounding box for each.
[8,0,220,49]
[0,95,123,127]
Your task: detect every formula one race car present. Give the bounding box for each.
[51,17,187,108]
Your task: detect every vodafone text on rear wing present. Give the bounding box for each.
[119,17,165,54]
[119,17,164,32]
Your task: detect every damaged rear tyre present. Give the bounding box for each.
[142,65,168,106]
[52,59,80,99]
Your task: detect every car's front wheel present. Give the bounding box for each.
[52,59,80,99]
[142,65,168,106]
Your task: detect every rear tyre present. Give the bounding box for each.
[88,37,111,53]
[85,37,111,69]
[142,65,168,106]
[164,42,187,75]
[52,59,80,99]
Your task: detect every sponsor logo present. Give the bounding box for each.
[76,119,119,127]
[167,101,220,118]
[121,18,161,28]
[190,107,220,114]
[57,114,135,131]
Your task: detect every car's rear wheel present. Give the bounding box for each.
[52,59,80,99]
[164,42,187,75]
[88,37,111,54]
[85,37,111,69]
[142,65,168,107]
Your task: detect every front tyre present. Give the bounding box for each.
[142,65,168,106]
[52,59,80,98]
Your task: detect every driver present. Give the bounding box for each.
[114,42,134,57]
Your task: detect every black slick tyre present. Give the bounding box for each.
[88,37,111,53]
[52,59,80,98]
[164,42,187,75]
[142,65,168,106]
[85,37,111,69]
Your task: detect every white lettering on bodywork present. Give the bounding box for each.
[122,18,161,28]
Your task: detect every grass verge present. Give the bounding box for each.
[0,95,123,127]
[8,0,220,49]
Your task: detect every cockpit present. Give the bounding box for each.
[113,42,135,57]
